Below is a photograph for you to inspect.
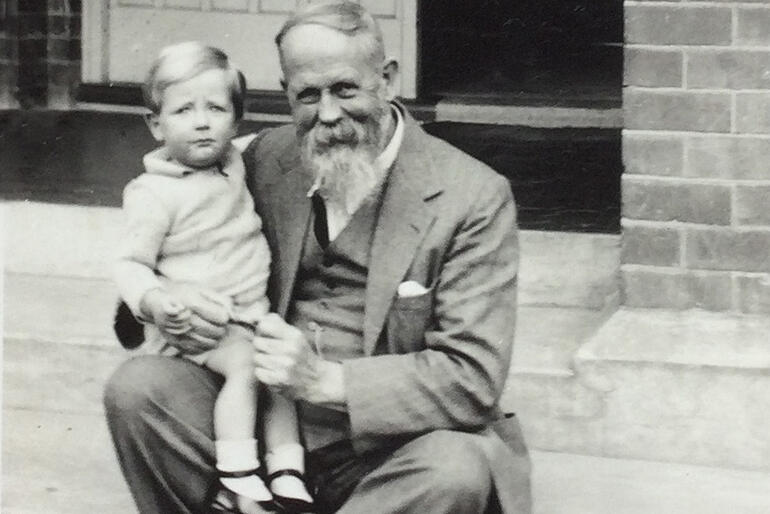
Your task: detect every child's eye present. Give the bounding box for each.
[209,105,226,112]
[174,106,190,114]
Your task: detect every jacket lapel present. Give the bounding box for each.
[363,116,443,354]
[267,153,313,317]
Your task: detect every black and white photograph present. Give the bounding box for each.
[2,1,770,513]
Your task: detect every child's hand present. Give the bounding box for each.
[142,288,192,335]
[161,296,193,334]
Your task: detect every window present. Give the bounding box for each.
[419,0,622,107]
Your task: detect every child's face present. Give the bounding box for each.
[147,69,237,169]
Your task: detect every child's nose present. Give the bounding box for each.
[192,108,210,129]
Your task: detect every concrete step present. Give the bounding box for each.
[4,273,118,347]
[503,305,609,447]
[5,340,770,514]
[508,306,770,473]
[3,201,620,309]
[518,230,619,310]
[571,308,770,471]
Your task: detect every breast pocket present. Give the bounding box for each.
[385,289,434,354]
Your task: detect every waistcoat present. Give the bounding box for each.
[287,196,382,450]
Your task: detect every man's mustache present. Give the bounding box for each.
[309,123,361,148]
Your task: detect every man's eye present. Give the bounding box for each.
[333,83,358,98]
[297,89,320,104]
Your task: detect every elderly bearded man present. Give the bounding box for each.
[104,3,531,513]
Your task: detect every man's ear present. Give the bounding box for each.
[144,112,164,143]
[381,58,400,101]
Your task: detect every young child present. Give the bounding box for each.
[114,42,313,512]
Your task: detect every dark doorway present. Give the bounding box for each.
[419,0,623,107]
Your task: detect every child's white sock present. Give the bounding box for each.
[215,439,272,503]
[266,443,313,503]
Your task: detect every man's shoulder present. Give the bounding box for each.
[241,124,297,179]
[407,123,510,195]
[245,124,297,159]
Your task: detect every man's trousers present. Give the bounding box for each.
[104,355,527,514]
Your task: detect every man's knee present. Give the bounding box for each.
[103,355,209,419]
[406,430,492,503]
[104,356,165,417]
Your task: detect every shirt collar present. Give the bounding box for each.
[375,102,405,173]
[143,145,232,178]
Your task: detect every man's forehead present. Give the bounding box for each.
[287,64,368,91]
[281,24,372,65]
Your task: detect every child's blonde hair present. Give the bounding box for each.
[143,42,247,120]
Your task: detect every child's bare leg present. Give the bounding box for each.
[205,327,271,504]
[264,391,313,505]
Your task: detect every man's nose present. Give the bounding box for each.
[317,91,342,125]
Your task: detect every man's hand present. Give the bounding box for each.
[253,313,346,408]
[144,283,230,354]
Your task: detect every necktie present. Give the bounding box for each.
[311,193,330,250]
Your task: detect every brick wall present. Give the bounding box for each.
[623,0,770,313]
[1,0,80,108]
[1,0,20,108]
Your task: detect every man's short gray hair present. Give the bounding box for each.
[275,2,385,64]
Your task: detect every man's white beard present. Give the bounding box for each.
[300,119,387,215]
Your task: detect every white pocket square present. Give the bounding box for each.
[397,280,429,298]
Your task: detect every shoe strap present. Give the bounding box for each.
[218,467,261,479]
[267,468,304,482]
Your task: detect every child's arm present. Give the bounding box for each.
[114,181,190,333]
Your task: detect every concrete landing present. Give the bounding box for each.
[3,340,133,514]
[532,451,770,514]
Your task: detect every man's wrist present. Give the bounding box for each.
[303,360,346,410]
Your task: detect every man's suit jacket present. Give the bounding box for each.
[243,108,531,513]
